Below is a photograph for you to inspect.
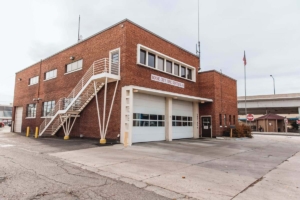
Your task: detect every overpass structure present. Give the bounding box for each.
[238,93,300,117]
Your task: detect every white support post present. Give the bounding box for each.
[104,81,119,136]
[59,115,66,135]
[165,97,172,141]
[193,102,199,138]
[101,77,108,144]
[94,81,102,138]
[68,115,79,135]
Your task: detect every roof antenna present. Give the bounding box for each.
[78,15,81,42]
[196,0,201,71]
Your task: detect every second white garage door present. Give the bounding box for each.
[172,100,193,139]
[132,93,165,143]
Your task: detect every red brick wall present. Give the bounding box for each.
[13,20,238,140]
[198,70,238,137]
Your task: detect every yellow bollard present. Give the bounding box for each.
[64,135,69,140]
[26,127,30,137]
[35,127,39,138]
[100,138,106,144]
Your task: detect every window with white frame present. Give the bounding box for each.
[44,69,57,80]
[65,59,83,73]
[28,76,39,85]
[110,48,120,75]
[133,113,165,127]
[137,44,195,81]
[166,60,172,73]
[157,57,164,71]
[42,100,55,116]
[26,104,36,118]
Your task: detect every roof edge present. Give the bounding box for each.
[16,19,199,74]
[198,70,237,81]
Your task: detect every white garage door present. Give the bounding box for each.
[132,93,165,143]
[14,107,23,133]
[172,100,193,139]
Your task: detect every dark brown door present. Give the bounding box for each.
[202,117,211,137]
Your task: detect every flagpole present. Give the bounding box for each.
[244,51,247,125]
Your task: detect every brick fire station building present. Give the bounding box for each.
[13,19,237,145]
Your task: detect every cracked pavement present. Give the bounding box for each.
[0,127,169,200]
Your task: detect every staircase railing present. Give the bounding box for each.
[39,58,118,135]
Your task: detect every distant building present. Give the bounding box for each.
[0,104,12,125]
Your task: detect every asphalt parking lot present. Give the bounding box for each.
[51,135,300,200]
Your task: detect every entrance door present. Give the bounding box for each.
[202,117,211,137]
[14,107,23,133]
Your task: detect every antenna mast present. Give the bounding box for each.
[78,15,80,42]
[196,0,201,71]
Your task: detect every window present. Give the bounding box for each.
[219,114,222,126]
[66,59,83,73]
[44,69,57,80]
[172,116,193,126]
[229,115,231,125]
[133,113,165,127]
[181,66,186,78]
[174,64,179,76]
[233,115,236,125]
[158,57,164,71]
[187,68,192,80]
[148,53,155,68]
[42,101,55,116]
[224,114,227,127]
[110,49,120,75]
[27,104,36,118]
[29,76,39,85]
[166,60,172,73]
[140,49,146,64]
[137,45,195,81]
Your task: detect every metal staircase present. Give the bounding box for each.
[39,58,120,137]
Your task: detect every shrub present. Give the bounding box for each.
[226,124,252,138]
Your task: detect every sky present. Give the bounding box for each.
[0,0,299,105]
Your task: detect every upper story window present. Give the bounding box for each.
[140,49,146,65]
[137,44,195,82]
[42,100,55,116]
[27,103,36,118]
[44,69,57,80]
[166,60,172,73]
[110,48,120,75]
[181,66,186,78]
[65,59,83,74]
[157,57,164,71]
[187,68,192,80]
[148,53,156,68]
[174,64,179,76]
[28,76,39,85]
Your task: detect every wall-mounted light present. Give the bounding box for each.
[33,98,42,103]
[18,78,22,81]
[133,89,139,93]
[173,97,178,99]
[200,101,205,104]
[70,56,75,60]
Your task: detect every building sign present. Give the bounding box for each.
[151,74,184,88]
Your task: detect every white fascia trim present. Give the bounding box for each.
[137,44,196,82]
[127,85,213,103]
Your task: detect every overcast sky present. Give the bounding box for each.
[0,0,299,105]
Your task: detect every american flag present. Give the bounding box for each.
[243,51,247,66]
